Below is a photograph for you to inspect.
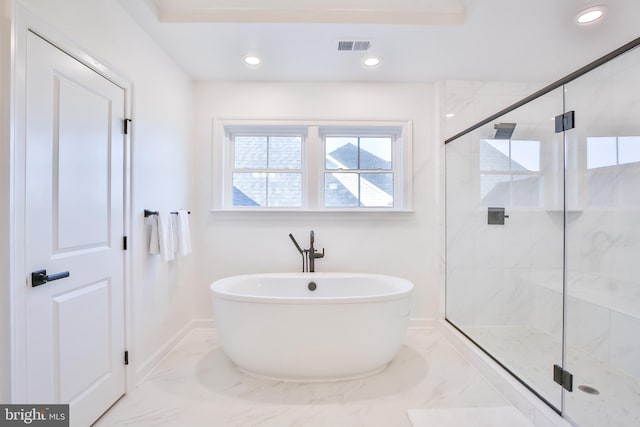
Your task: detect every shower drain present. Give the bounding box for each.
[578,385,600,395]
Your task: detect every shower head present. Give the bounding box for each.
[494,123,516,139]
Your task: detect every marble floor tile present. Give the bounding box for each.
[407,406,535,427]
[464,326,640,427]
[94,329,517,427]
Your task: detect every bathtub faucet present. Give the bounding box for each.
[308,230,325,273]
[288,231,324,272]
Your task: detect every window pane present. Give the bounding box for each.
[618,136,640,166]
[510,140,540,172]
[324,173,359,207]
[587,137,617,169]
[267,173,301,207]
[326,137,358,169]
[480,174,510,207]
[511,175,543,207]
[268,136,302,169]
[480,139,510,171]
[232,172,266,206]
[360,173,393,207]
[360,137,392,170]
[235,136,267,168]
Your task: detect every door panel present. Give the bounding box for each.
[55,280,111,403]
[445,87,565,409]
[55,75,111,251]
[25,31,125,427]
[563,45,640,427]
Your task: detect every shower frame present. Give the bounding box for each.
[444,34,640,425]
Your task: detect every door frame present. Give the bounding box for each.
[11,5,134,402]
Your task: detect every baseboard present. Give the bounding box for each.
[408,318,436,329]
[134,316,435,386]
[134,320,195,386]
[190,318,215,330]
[437,320,572,427]
[189,318,433,330]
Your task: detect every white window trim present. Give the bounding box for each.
[211,119,414,212]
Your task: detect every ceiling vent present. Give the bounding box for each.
[338,40,371,51]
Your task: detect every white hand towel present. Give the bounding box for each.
[149,212,175,262]
[149,214,161,255]
[176,210,192,257]
[160,212,175,262]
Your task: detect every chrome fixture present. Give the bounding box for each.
[289,231,325,272]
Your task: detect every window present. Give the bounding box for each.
[324,135,394,207]
[215,121,412,211]
[479,139,542,207]
[232,135,303,207]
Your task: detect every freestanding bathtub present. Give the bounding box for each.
[210,272,413,381]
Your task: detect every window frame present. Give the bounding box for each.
[320,127,401,209]
[212,119,413,212]
[228,130,306,208]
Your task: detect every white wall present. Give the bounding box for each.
[193,82,441,322]
[0,0,13,405]
[15,0,195,383]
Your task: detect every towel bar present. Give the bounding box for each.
[144,209,191,217]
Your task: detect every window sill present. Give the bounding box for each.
[209,208,415,214]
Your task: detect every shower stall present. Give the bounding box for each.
[445,38,640,427]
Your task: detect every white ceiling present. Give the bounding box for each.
[120,0,640,83]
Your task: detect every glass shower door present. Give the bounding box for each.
[563,45,640,427]
[445,87,565,409]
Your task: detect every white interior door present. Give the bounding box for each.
[24,31,126,427]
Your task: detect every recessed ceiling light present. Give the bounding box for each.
[243,55,261,66]
[577,6,606,24]
[363,56,381,68]
[445,113,455,118]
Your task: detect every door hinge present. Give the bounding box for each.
[554,110,575,133]
[123,236,128,251]
[553,364,573,391]
[123,118,132,135]
[124,351,129,365]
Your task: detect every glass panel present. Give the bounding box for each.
[360,137,392,169]
[511,175,543,207]
[511,140,541,172]
[267,173,301,207]
[268,136,302,169]
[480,174,510,206]
[232,172,266,206]
[564,44,640,427]
[618,136,640,165]
[324,172,359,207]
[586,137,617,169]
[325,137,358,169]
[359,173,393,207]
[446,86,565,410]
[234,136,267,168]
[480,139,510,171]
